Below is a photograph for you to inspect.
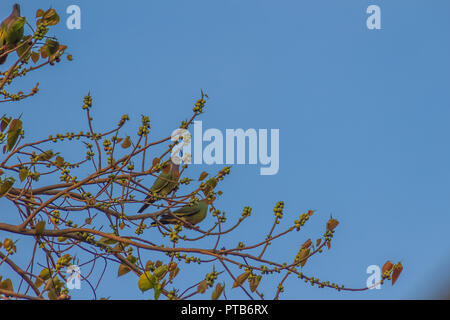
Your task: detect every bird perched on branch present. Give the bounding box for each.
[0,4,25,65]
[152,199,211,226]
[137,161,180,213]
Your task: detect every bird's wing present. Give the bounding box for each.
[168,205,201,218]
[149,172,171,193]
[174,206,201,217]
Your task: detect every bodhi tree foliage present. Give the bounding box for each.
[0,5,403,300]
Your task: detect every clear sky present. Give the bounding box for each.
[1,0,449,300]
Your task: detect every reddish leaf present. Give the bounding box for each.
[392,262,403,286]
[301,238,312,249]
[382,261,394,275]
[232,272,250,288]
[326,218,339,231]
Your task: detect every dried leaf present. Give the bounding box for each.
[392,262,403,286]
[121,136,131,149]
[31,51,40,63]
[249,275,262,293]
[212,283,225,300]
[232,272,250,288]
[295,248,310,268]
[301,239,312,249]
[197,280,208,294]
[326,218,339,231]
[38,8,59,26]
[36,9,45,18]
[118,264,131,277]
[382,261,394,275]
[198,171,208,181]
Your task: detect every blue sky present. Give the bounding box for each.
[1,0,449,299]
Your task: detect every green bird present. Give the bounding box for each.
[0,4,25,65]
[137,161,180,213]
[152,199,210,226]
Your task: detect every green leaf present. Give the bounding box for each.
[42,38,59,57]
[55,156,64,167]
[0,117,10,132]
[39,268,51,281]
[35,220,46,235]
[37,150,56,161]
[0,279,13,292]
[9,118,21,131]
[16,37,32,62]
[153,265,168,279]
[6,119,22,152]
[0,177,15,198]
[99,234,118,245]
[34,277,44,288]
[154,283,162,300]
[47,289,57,300]
[138,271,156,292]
[19,167,29,182]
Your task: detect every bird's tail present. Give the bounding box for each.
[150,213,178,226]
[137,196,156,213]
[137,202,151,213]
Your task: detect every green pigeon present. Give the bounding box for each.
[0,4,25,65]
[137,161,180,213]
[152,199,210,226]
